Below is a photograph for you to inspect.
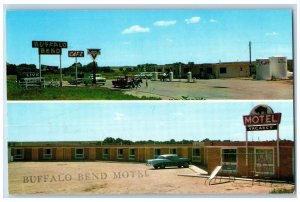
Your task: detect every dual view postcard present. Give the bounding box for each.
[4,5,295,196]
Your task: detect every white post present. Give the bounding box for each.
[277,125,280,178]
[60,54,63,87]
[246,130,248,166]
[75,56,78,86]
[39,54,41,83]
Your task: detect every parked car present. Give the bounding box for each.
[135,72,153,79]
[146,154,191,169]
[84,74,106,85]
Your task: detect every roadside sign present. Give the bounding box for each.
[243,113,281,126]
[87,49,101,60]
[39,48,62,55]
[68,51,84,57]
[33,41,68,55]
[246,125,278,131]
[32,41,68,48]
[32,40,68,87]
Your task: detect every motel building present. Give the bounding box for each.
[7,104,294,181]
[8,140,294,181]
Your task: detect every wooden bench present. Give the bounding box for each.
[19,77,45,89]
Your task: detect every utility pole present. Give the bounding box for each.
[249,41,252,65]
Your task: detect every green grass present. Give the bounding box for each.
[7,75,159,100]
[270,188,294,194]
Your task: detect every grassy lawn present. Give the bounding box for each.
[7,76,159,100]
[270,188,294,194]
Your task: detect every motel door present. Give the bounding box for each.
[254,148,274,176]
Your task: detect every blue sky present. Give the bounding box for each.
[6,101,294,142]
[6,9,293,67]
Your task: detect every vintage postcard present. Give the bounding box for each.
[4,4,295,197]
[6,101,295,195]
[5,7,293,100]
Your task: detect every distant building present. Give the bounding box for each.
[156,62,250,79]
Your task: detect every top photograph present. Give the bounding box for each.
[5,8,294,100]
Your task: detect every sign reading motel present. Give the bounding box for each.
[243,113,281,126]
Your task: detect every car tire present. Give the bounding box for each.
[178,165,182,168]
[160,164,165,169]
[183,162,189,168]
[154,166,158,169]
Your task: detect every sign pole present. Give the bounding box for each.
[60,54,62,87]
[75,56,78,86]
[39,54,41,83]
[93,60,96,84]
[246,130,248,167]
[277,125,280,178]
[87,49,101,85]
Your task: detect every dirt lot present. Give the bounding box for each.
[104,78,293,100]
[8,162,294,195]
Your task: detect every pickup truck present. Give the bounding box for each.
[112,76,135,88]
[146,154,191,169]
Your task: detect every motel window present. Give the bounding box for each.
[222,149,237,172]
[255,149,274,174]
[192,148,201,162]
[170,148,177,154]
[102,148,109,159]
[14,149,24,160]
[43,148,52,159]
[75,148,84,159]
[220,67,227,74]
[117,149,124,159]
[129,149,136,160]
[154,149,161,159]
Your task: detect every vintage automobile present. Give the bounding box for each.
[112,76,142,89]
[135,72,153,79]
[84,74,106,85]
[146,154,191,169]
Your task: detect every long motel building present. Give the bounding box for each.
[8,140,294,180]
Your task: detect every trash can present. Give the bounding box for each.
[169,72,173,81]
[187,72,192,82]
[153,72,158,81]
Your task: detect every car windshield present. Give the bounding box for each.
[157,156,165,159]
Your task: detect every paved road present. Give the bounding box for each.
[105,78,293,100]
[61,78,293,100]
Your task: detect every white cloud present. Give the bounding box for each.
[209,19,217,23]
[121,25,150,34]
[113,112,125,121]
[265,32,279,36]
[185,16,201,24]
[154,20,176,26]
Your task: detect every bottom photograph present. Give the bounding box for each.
[5,101,294,195]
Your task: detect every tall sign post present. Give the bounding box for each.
[87,49,101,84]
[32,41,68,87]
[243,104,281,178]
[68,51,84,86]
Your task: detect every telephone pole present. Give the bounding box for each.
[249,41,252,65]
